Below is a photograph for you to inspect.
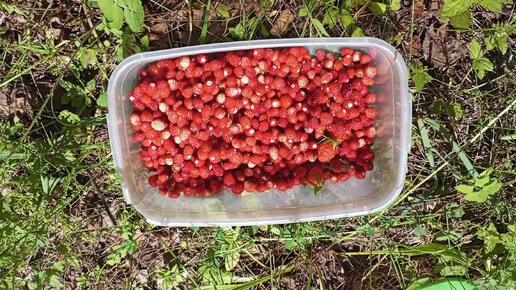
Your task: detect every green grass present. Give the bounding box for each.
[0,0,515,289]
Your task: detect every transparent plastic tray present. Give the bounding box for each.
[107,37,411,226]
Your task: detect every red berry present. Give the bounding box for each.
[319,112,333,126]
[317,141,337,162]
[360,54,372,64]
[178,56,191,70]
[151,119,166,131]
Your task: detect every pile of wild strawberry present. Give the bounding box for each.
[129,47,379,198]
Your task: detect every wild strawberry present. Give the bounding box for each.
[225,87,240,97]
[231,182,244,194]
[365,66,376,78]
[319,112,333,125]
[317,141,337,162]
[315,50,326,61]
[360,54,372,64]
[340,48,354,56]
[365,92,377,104]
[212,164,224,177]
[365,108,378,119]
[365,126,376,138]
[272,77,286,90]
[352,52,361,62]
[279,95,292,108]
[269,146,279,161]
[307,165,324,185]
[132,133,145,143]
[182,87,193,98]
[140,110,153,123]
[321,72,333,84]
[355,68,364,78]
[130,114,141,126]
[241,56,251,68]
[196,54,208,64]
[177,56,191,70]
[323,59,333,69]
[148,175,159,187]
[226,53,240,67]
[158,102,168,113]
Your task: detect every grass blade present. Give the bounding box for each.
[417,118,435,168]
[200,0,211,44]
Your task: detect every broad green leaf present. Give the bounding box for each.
[455,184,474,194]
[312,18,329,37]
[430,101,464,119]
[140,34,149,47]
[508,222,516,233]
[216,3,231,18]
[469,39,482,59]
[484,35,496,51]
[299,4,309,17]
[449,10,471,29]
[368,2,388,15]
[121,0,145,33]
[58,110,81,125]
[477,223,501,253]
[97,0,124,30]
[323,7,339,29]
[495,34,508,54]
[270,226,281,236]
[414,278,475,290]
[478,0,511,12]
[79,48,98,68]
[435,230,462,242]
[474,175,490,187]
[345,0,370,8]
[450,102,464,119]
[228,23,245,40]
[411,66,432,92]
[463,180,501,202]
[390,0,401,11]
[441,0,476,17]
[97,92,108,108]
[482,180,502,195]
[48,274,64,288]
[351,26,365,37]
[340,9,354,27]
[224,250,241,271]
[0,2,24,14]
[406,278,432,290]
[472,57,494,79]
[413,225,427,237]
[500,232,516,252]
[437,264,468,276]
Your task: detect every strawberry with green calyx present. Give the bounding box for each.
[317,137,340,163]
[307,164,325,195]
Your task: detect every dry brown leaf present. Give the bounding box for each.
[410,35,422,57]
[414,0,426,18]
[150,21,168,35]
[423,24,465,68]
[270,10,294,36]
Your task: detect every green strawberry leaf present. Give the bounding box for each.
[96,0,124,30]
[449,10,471,29]
[121,0,145,33]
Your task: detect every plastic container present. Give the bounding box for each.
[107,37,411,226]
